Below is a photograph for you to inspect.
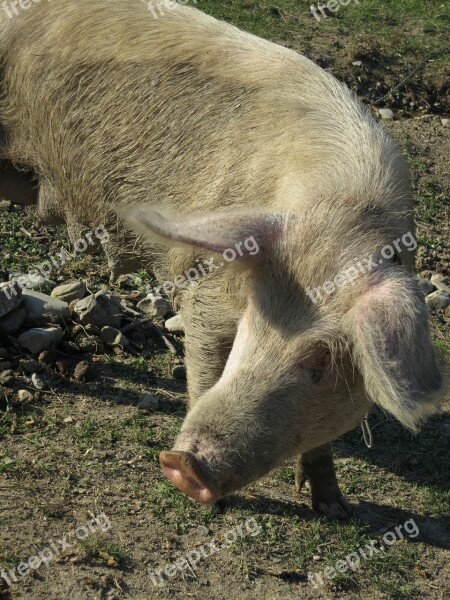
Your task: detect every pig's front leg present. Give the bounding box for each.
[179,275,242,402]
[295,444,352,520]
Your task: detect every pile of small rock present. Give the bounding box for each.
[418,273,450,315]
[0,270,448,407]
[0,275,186,405]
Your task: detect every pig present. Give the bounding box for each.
[0,1,446,518]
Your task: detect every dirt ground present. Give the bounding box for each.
[0,1,449,599]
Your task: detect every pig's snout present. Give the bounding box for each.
[160,450,220,505]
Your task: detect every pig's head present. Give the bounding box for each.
[123,206,444,504]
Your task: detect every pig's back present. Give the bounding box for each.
[0,0,412,270]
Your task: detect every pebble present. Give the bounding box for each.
[378,108,394,120]
[100,326,130,347]
[55,358,72,377]
[73,292,123,329]
[17,389,34,402]
[73,360,93,381]
[165,314,185,334]
[51,280,87,303]
[22,290,70,326]
[0,370,14,385]
[78,336,105,355]
[31,373,46,390]
[38,349,57,367]
[430,273,450,295]
[137,294,171,319]
[172,364,186,380]
[137,394,160,411]
[17,326,64,354]
[425,290,450,311]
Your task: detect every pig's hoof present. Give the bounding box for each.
[314,493,353,520]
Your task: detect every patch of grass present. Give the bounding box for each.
[79,538,131,569]
[0,546,22,568]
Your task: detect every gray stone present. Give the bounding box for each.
[378,108,394,120]
[78,335,105,354]
[352,61,362,67]
[38,350,57,367]
[0,282,22,318]
[172,364,186,380]
[17,327,64,354]
[165,314,185,334]
[441,118,449,127]
[430,273,450,295]
[73,292,122,329]
[22,290,70,326]
[416,278,435,297]
[0,361,13,373]
[73,361,94,381]
[18,389,34,402]
[137,394,160,411]
[31,373,47,390]
[0,307,26,334]
[137,294,171,319]
[425,290,450,311]
[0,370,14,385]
[100,326,129,347]
[51,281,87,303]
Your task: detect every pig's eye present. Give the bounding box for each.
[310,369,323,383]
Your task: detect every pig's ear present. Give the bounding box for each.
[344,272,443,431]
[117,204,287,257]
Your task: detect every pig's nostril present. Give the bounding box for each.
[159,450,219,505]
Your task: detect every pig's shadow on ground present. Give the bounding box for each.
[221,495,450,551]
[333,408,449,492]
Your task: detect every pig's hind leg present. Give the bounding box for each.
[296,444,352,520]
